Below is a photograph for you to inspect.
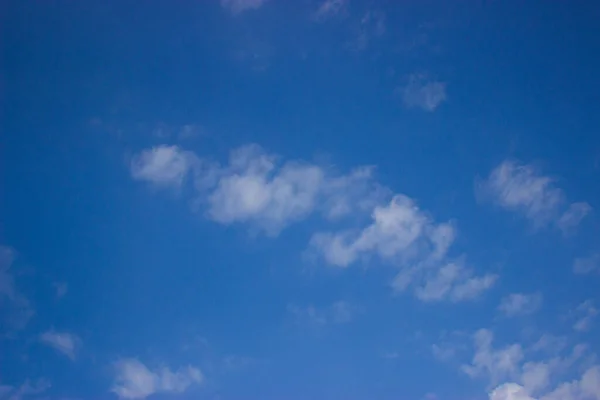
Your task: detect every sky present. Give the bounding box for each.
[2,1,600,399]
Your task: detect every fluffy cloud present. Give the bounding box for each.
[311,196,495,301]
[130,145,197,189]
[112,359,203,399]
[462,329,524,386]
[573,253,600,275]
[39,331,80,360]
[490,383,535,400]
[498,293,543,317]
[0,246,34,333]
[205,145,324,234]
[478,160,591,230]
[132,144,382,236]
[401,74,447,112]
[310,195,454,267]
[489,365,600,400]
[457,328,598,400]
[131,144,497,303]
[220,0,268,14]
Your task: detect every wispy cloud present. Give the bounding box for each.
[478,160,591,231]
[573,300,598,332]
[462,329,524,386]
[39,331,80,360]
[220,0,269,15]
[573,253,600,275]
[0,246,34,334]
[498,293,543,317]
[0,379,50,400]
[400,73,447,112]
[53,282,68,298]
[313,0,348,21]
[112,359,203,399]
[416,262,497,303]
[351,10,385,51]
[288,301,358,326]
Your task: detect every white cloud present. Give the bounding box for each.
[220,0,268,14]
[133,144,382,236]
[131,144,497,303]
[573,253,600,275]
[489,365,600,400]
[462,329,599,400]
[416,262,497,303]
[206,145,325,235]
[313,0,347,21]
[462,329,524,386]
[531,335,567,355]
[130,145,197,188]
[498,293,543,317]
[401,74,447,112]
[0,379,50,400]
[557,202,592,234]
[490,383,535,400]
[311,196,495,301]
[573,300,598,332]
[0,246,34,333]
[39,331,80,360]
[311,195,453,268]
[112,359,203,399]
[478,160,590,230]
[288,301,357,326]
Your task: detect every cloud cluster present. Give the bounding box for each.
[457,329,599,400]
[112,359,203,399]
[131,144,497,302]
[478,161,591,232]
[131,144,382,235]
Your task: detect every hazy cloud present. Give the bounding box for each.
[498,293,543,317]
[401,74,447,112]
[220,0,268,14]
[0,246,34,333]
[40,331,80,360]
[112,359,203,399]
[573,253,600,275]
[313,0,348,21]
[478,160,590,230]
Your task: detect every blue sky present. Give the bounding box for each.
[2,1,600,399]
